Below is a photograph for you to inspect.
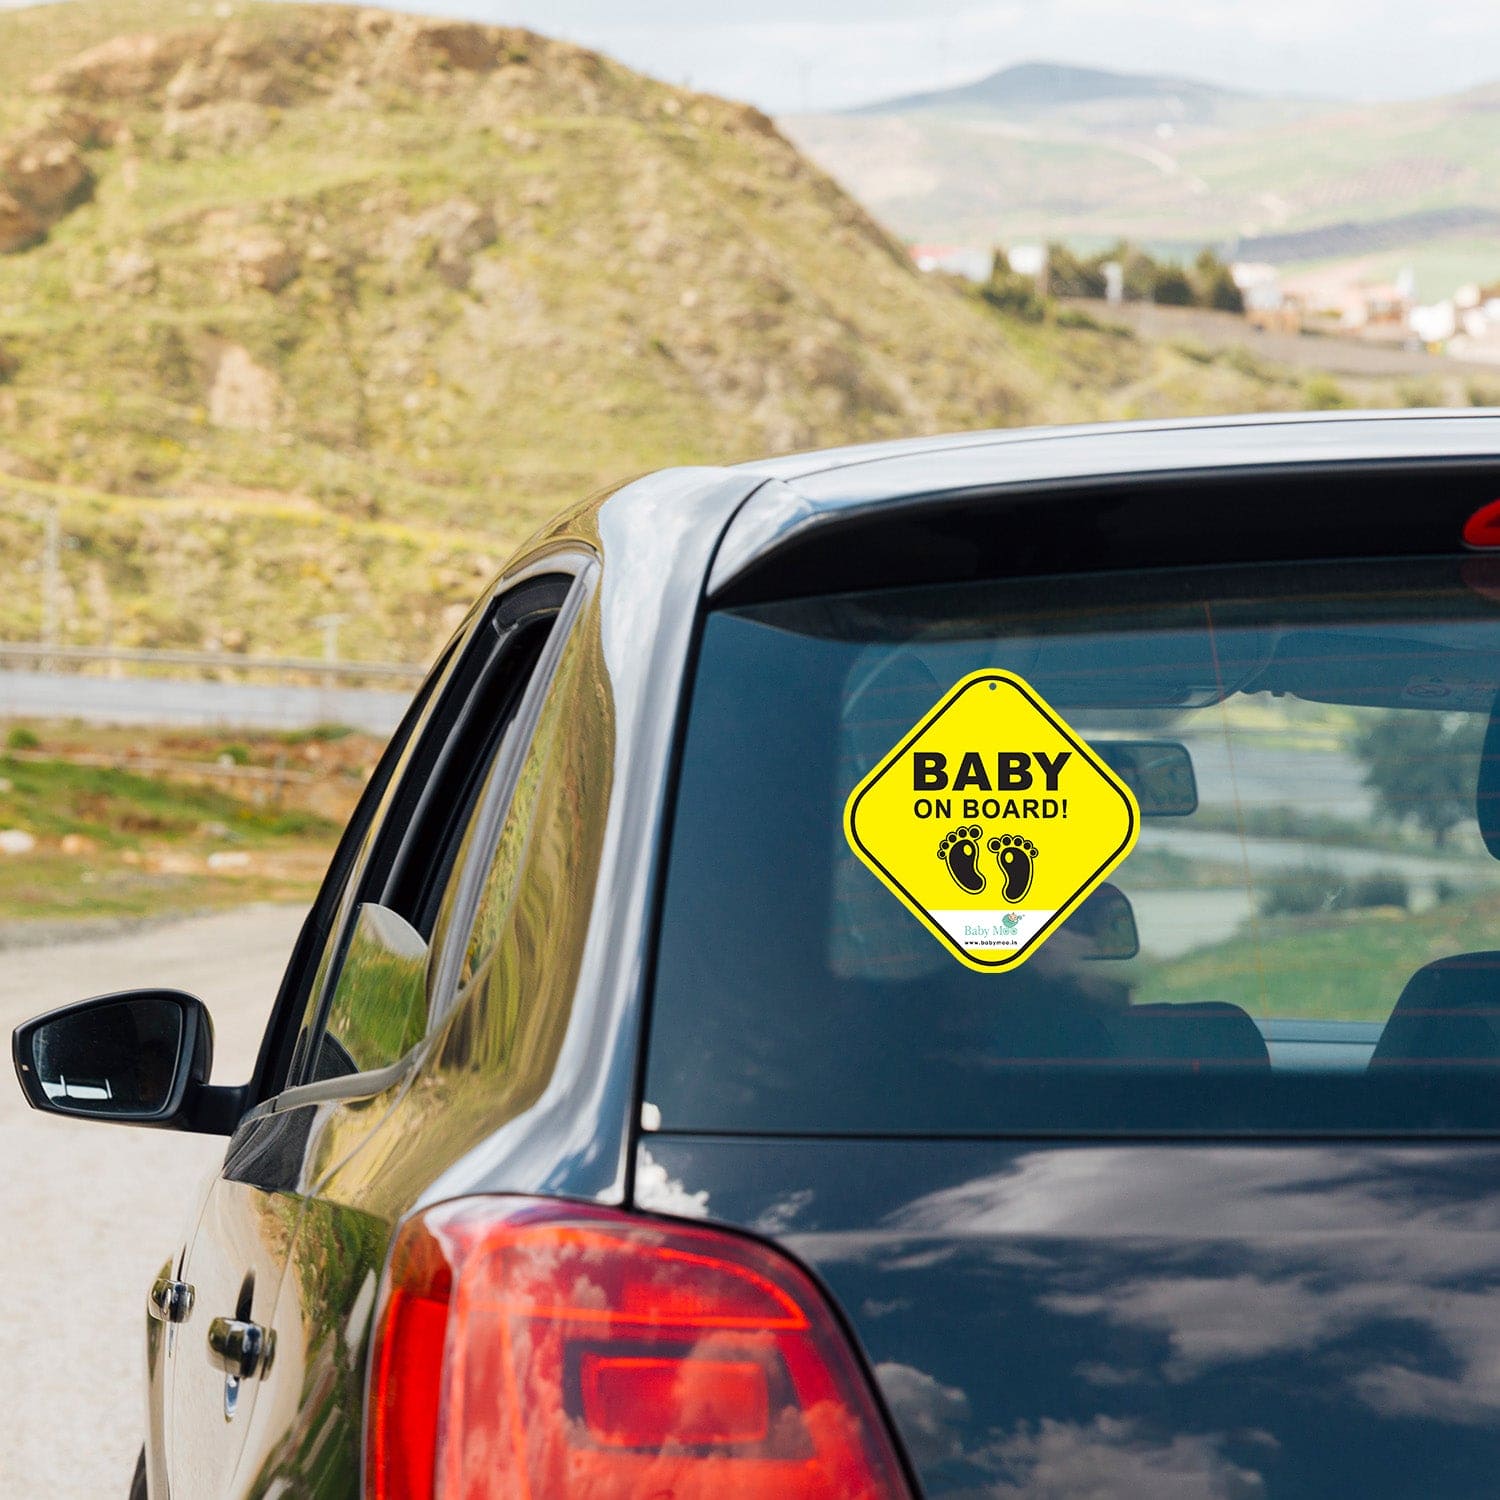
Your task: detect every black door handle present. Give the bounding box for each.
[207,1316,275,1380]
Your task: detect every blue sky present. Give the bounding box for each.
[380,0,1500,112]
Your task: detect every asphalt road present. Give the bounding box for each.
[0,904,304,1497]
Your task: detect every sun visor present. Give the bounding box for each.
[1264,630,1500,711]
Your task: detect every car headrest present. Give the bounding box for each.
[1370,951,1500,1066]
[1109,1001,1270,1068]
[1478,709,1500,859]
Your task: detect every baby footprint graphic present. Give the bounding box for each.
[988,834,1039,902]
[937,826,986,894]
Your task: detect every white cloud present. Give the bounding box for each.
[632,1147,710,1218]
[874,1361,971,1468]
[977,1415,1268,1499]
[807,1147,1500,1429]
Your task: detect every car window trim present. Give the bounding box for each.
[426,555,600,1023]
[292,565,577,1091]
[270,635,476,1095]
[290,603,554,1094]
[259,549,597,1111]
[245,1058,414,1121]
[357,581,566,942]
[239,633,463,1108]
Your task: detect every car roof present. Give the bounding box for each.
[732,408,1500,496]
[706,409,1500,593]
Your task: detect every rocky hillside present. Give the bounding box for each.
[0,2,1442,661]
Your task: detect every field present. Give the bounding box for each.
[0,720,369,924]
[1135,887,1500,1023]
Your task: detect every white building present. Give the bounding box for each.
[1005,244,1047,279]
[1231,262,1283,314]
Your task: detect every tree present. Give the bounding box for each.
[1039,239,1246,311]
[1044,241,1106,299]
[1151,263,1195,306]
[1193,248,1245,313]
[1352,710,1486,847]
[1101,240,1158,301]
[982,264,1047,322]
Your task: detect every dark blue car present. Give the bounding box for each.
[18,409,1500,1498]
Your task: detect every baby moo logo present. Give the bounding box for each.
[844,670,1139,971]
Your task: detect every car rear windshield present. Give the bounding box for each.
[646,558,1500,1135]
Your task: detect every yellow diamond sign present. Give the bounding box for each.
[844,670,1140,972]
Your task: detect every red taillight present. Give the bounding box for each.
[579,1352,772,1448]
[365,1198,913,1500]
[1464,498,1500,549]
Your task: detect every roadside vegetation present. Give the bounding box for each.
[0,720,368,923]
[1255,866,1412,917]
[1188,804,1485,860]
[1036,241,1244,312]
[1134,884,1500,1023]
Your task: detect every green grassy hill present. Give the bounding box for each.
[0,4,1454,661]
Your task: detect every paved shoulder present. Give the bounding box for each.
[0,904,305,1498]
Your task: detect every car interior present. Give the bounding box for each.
[648,555,1500,1134]
[832,570,1500,1077]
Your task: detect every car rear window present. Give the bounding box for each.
[646,558,1500,1135]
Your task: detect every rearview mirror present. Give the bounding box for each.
[1095,740,1197,817]
[12,989,213,1127]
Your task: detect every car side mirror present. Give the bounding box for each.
[12,989,215,1128]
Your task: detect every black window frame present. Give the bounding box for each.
[235,564,586,1120]
[289,572,574,1092]
[240,635,460,1108]
[644,554,1500,1139]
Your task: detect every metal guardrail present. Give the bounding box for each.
[0,745,323,785]
[0,642,427,683]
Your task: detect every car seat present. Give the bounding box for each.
[1370,952,1500,1066]
[1106,1001,1270,1067]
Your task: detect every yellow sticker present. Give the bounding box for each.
[844,670,1140,972]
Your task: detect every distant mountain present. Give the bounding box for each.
[783,62,1500,292]
[851,60,1244,122]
